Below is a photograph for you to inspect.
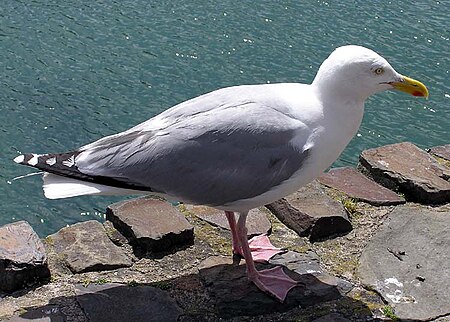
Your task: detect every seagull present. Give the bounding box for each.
[13,45,428,302]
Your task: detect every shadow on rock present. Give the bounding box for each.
[132,240,195,260]
[199,257,347,319]
[11,262,387,322]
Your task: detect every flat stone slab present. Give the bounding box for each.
[0,221,50,292]
[429,144,450,161]
[74,283,182,322]
[318,167,405,206]
[359,142,450,204]
[199,251,352,318]
[48,220,132,273]
[106,197,194,253]
[266,181,352,242]
[186,205,271,237]
[359,204,450,321]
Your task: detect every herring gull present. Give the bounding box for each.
[13,45,428,301]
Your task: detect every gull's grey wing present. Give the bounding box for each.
[74,86,313,206]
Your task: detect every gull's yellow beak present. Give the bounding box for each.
[390,75,429,98]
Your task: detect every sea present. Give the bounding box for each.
[1,0,448,236]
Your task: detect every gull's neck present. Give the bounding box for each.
[312,82,366,143]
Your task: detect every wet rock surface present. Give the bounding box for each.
[359,142,450,204]
[0,221,50,292]
[48,220,132,273]
[319,166,405,206]
[74,283,182,322]
[359,204,450,321]
[187,205,272,237]
[106,197,194,253]
[267,180,352,242]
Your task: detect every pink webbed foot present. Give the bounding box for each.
[234,211,298,302]
[249,266,298,302]
[248,234,283,262]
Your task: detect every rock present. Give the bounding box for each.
[5,305,66,322]
[270,251,353,295]
[266,181,352,242]
[74,283,182,322]
[187,205,271,237]
[106,197,194,253]
[0,221,50,292]
[48,220,132,273]
[199,252,349,318]
[359,142,450,204]
[102,221,128,247]
[429,144,450,161]
[269,250,322,275]
[312,313,352,322]
[359,204,450,321]
[318,167,405,206]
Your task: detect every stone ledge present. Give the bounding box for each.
[359,142,450,204]
[318,166,405,206]
[47,220,132,274]
[359,204,450,321]
[267,180,352,242]
[0,221,50,292]
[106,197,194,254]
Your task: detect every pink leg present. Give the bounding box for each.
[225,211,283,262]
[225,211,241,254]
[236,211,298,302]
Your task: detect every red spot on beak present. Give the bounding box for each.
[413,91,425,97]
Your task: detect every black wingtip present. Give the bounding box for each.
[14,151,154,193]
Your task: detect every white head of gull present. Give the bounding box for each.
[14,45,428,302]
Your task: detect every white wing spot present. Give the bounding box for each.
[62,155,75,167]
[14,155,25,164]
[46,157,57,166]
[28,154,40,166]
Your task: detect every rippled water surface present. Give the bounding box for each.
[1,1,448,235]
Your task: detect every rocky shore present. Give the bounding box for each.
[1,142,449,322]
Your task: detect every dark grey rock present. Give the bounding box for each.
[5,305,66,322]
[106,197,194,253]
[429,144,450,161]
[318,166,405,206]
[187,205,271,237]
[0,221,50,292]
[359,142,450,204]
[270,251,353,295]
[359,204,450,321]
[266,181,352,242]
[199,252,350,318]
[48,220,132,273]
[312,313,351,322]
[269,250,322,276]
[74,283,182,322]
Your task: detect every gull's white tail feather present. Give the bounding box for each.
[42,173,147,199]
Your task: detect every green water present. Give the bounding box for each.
[1,1,448,236]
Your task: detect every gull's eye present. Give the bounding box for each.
[374,67,384,75]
